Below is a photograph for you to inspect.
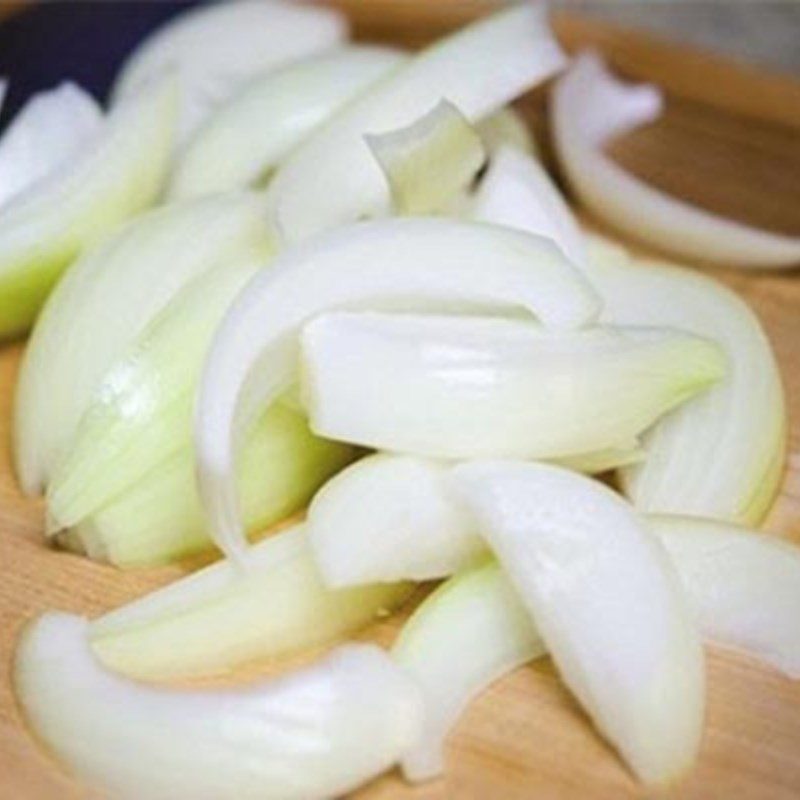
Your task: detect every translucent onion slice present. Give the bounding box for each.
[265,3,565,242]
[395,517,800,780]
[300,311,724,459]
[46,250,272,533]
[0,82,102,209]
[17,613,422,800]
[112,0,348,143]
[169,46,405,200]
[70,403,354,568]
[90,524,412,680]
[552,53,800,268]
[452,462,705,786]
[193,217,599,563]
[476,107,537,158]
[589,238,786,525]
[0,77,177,339]
[15,193,273,495]
[366,100,486,215]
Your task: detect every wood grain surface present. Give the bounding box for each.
[1,2,800,799]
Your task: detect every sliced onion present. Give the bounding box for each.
[452,461,705,786]
[300,311,724,459]
[15,193,273,496]
[0,77,177,339]
[552,53,800,268]
[476,107,537,158]
[366,100,486,215]
[17,612,422,800]
[193,218,598,564]
[169,46,405,200]
[0,82,102,209]
[265,3,565,242]
[112,0,348,143]
[90,524,412,680]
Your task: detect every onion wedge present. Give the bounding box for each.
[0,77,177,339]
[265,4,565,241]
[169,46,405,200]
[300,311,724,459]
[193,217,599,563]
[90,524,412,680]
[366,100,486,215]
[15,193,273,495]
[451,462,705,786]
[112,0,348,143]
[17,613,422,800]
[552,53,800,268]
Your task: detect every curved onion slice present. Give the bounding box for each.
[0,77,177,339]
[552,53,800,268]
[170,46,405,200]
[366,100,486,215]
[15,193,273,495]
[266,4,565,242]
[17,613,422,800]
[589,239,786,525]
[301,311,724,459]
[452,462,705,786]
[0,83,102,209]
[193,218,598,563]
[112,0,348,143]
[90,524,412,679]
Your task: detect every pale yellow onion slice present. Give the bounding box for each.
[552,53,800,268]
[0,82,102,209]
[17,613,422,800]
[301,311,724,459]
[112,0,348,143]
[0,77,177,339]
[15,193,273,495]
[170,46,406,200]
[452,462,705,786]
[366,100,486,215]
[193,218,598,564]
[91,524,412,680]
[266,3,565,242]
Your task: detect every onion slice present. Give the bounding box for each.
[300,311,724,459]
[193,217,598,564]
[169,46,405,199]
[476,107,537,158]
[15,193,273,495]
[266,3,566,242]
[552,53,800,268]
[112,0,348,143]
[17,612,422,800]
[90,523,412,679]
[451,461,705,786]
[366,100,486,215]
[0,77,177,339]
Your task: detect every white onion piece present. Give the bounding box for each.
[472,145,588,269]
[194,218,598,563]
[266,3,565,242]
[17,613,422,800]
[476,107,537,158]
[0,77,177,339]
[170,46,405,200]
[301,311,723,460]
[552,53,800,268]
[452,462,705,786]
[394,561,544,782]
[0,82,102,209]
[590,238,786,525]
[366,100,486,215]
[112,0,348,143]
[15,193,272,495]
[308,454,485,586]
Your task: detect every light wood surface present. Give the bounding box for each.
[2,2,800,798]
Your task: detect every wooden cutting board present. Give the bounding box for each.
[1,3,799,798]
